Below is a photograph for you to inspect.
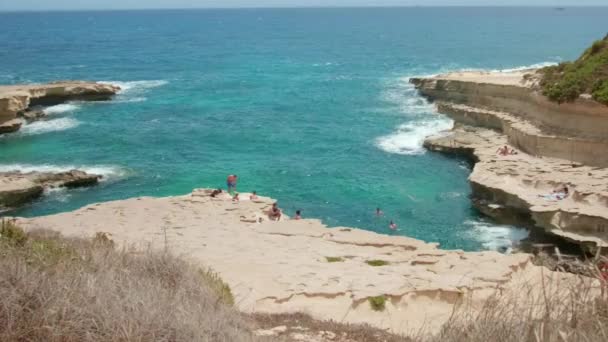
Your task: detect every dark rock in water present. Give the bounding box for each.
[19,108,47,121]
[0,119,23,134]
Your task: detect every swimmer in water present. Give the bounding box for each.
[376,207,384,216]
[389,220,397,230]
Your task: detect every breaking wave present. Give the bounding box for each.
[19,118,80,135]
[43,103,81,115]
[376,75,453,155]
[376,61,557,156]
[103,80,168,94]
[464,220,529,253]
[376,119,452,155]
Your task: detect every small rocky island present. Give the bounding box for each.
[0,81,120,210]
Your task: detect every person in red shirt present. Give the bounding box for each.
[226,174,237,194]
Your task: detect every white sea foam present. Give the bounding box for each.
[43,187,71,202]
[103,80,168,94]
[490,61,559,73]
[465,220,529,253]
[376,119,453,155]
[19,118,80,135]
[0,164,129,182]
[43,103,81,115]
[376,60,558,156]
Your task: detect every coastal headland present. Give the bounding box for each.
[16,188,582,336]
[0,81,120,134]
[411,69,608,252]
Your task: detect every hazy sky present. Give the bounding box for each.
[1,0,606,11]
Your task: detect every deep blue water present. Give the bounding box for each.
[1,7,606,251]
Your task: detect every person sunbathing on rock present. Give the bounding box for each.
[497,145,517,156]
[250,191,259,200]
[293,210,302,220]
[232,192,240,202]
[268,202,282,221]
[539,185,569,200]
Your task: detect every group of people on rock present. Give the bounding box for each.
[222,174,302,222]
[223,174,400,230]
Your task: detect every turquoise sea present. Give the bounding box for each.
[1,7,606,251]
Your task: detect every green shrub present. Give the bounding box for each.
[0,219,28,246]
[325,256,344,263]
[365,260,389,267]
[538,35,608,105]
[368,295,387,311]
[199,269,235,306]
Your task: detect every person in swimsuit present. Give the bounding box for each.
[269,202,282,221]
[226,174,237,194]
[389,220,397,230]
[497,145,509,156]
[250,191,259,200]
[294,210,302,220]
[232,192,240,202]
[376,207,384,216]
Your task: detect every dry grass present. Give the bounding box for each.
[3,220,608,342]
[0,224,258,342]
[427,267,608,342]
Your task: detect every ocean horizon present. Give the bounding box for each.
[1,6,606,251]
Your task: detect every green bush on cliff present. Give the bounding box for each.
[539,34,608,105]
[368,295,387,311]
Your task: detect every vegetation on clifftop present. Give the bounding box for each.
[0,223,252,341]
[539,34,608,105]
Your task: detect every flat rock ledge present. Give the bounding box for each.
[0,170,101,210]
[412,70,608,252]
[15,189,586,336]
[0,81,120,134]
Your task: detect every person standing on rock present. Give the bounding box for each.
[226,174,237,194]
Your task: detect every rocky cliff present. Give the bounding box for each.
[412,70,608,252]
[0,81,120,134]
[411,71,608,167]
[0,170,102,210]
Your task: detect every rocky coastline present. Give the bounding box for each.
[411,70,608,253]
[0,81,120,134]
[0,81,120,209]
[15,188,584,336]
